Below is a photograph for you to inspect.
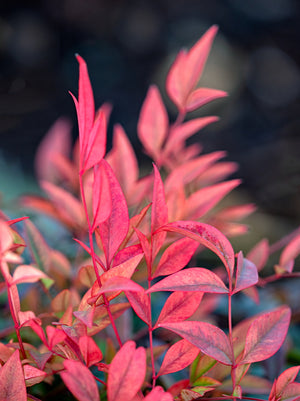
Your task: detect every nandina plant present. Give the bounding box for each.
[0,26,300,401]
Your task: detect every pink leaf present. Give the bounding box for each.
[137,85,168,160]
[95,276,144,295]
[98,159,129,266]
[269,366,300,401]
[135,228,152,269]
[35,117,72,183]
[12,265,49,285]
[233,251,258,294]
[148,268,228,294]
[46,326,66,349]
[41,180,85,227]
[157,339,199,377]
[166,26,218,110]
[0,350,27,401]
[241,306,291,364]
[144,386,173,401]
[126,291,151,325]
[165,151,226,192]
[184,25,218,94]
[76,54,95,145]
[166,49,188,111]
[83,108,107,172]
[246,239,269,272]
[92,159,112,230]
[79,335,103,367]
[197,161,239,186]
[279,234,300,273]
[157,221,235,279]
[185,88,227,112]
[0,220,13,254]
[166,116,219,154]
[107,124,139,196]
[280,383,300,401]
[185,179,241,220]
[155,291,203,328]
[159,321,233,365]
[61,359,100,401]
[23,364,47,387]
[151,164,168,257]
[107,341,146,401]
[153,238,199,278]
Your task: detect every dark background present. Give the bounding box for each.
[0,0,299,228]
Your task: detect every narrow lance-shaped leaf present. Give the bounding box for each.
[92,159,112,231]
[159,320,233,366]
[24,220,50,273]
[148,268,228,294]
[153,238,199,278]
[107,341,146,401]
[137,85,168,161]
[233,251,258,294]
[0,350,27,401]
[61,359,100,401]
[98,159,129,267]
[246,239,269,272]
[157,339,199,377]
[126,290,151,325]
[269,366,300,401]
[186,87,227,112]
[151,164,168,258]
[154,291,203,328]
[241,306,291,364]
[279,233,300,273]
[157,221,235,280]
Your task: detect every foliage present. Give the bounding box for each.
[0,25,300,401]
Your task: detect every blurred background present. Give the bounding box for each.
[0,0,299,244]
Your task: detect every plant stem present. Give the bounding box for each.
[228,281,236,397]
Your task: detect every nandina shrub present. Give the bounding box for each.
[0,26,300,401]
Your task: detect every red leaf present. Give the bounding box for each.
[269,366,300,401]
[137,85,168,160]
[83,109,107,172]
[159,321,233,365]
[107,341,146,401]
[95,277,144,295]
[126,290,151,325]
[280,383,300,401]
[0,350,27,401]
[79,335,103,367]
[165,151,226,192]
[46,326,66,349]
[151,164,168,258]
[165,116,218,154]
[186,88,227,112]
[135,228,152,269]
[279,234,300,273]
[197,161,239,186]
[0,220,13,254]
[98,159,129,266]
[61,359,100,401]
[246,239,269,273]
[241,306,291,364]
[75,54,95,145]
[166,26,218,110]
[155,291,203,328]
[35,117,72,183]
[12,265,49,285]
[153,238,199,278]
[185,179,241,220]
[157,221,235,279]
[144,386,173,401]
[41,181,85,227]
[148,268,228,294]
[92,159,112,230]
[233,252,258,294]
[23,364,47,387]
[107,124,139,197]
[157,339,199,377]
